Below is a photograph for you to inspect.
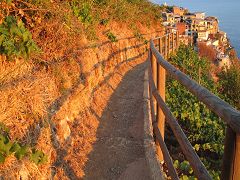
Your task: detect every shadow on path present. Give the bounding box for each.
[83,62,150,180]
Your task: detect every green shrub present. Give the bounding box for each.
[173,160,194,178]
[0,16,39,60]
[94,0,108,5]
[127,0,144,3]
[71,2,93,26]
[134,31,147,42]
[106,31,117,42]
[218,63,240,110]
[30,149,48,165]
[0,128,47,165]
[166,45,225,179]
[0,135,47,164]
[99,18,109,26]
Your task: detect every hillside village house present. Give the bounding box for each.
[218,31,228,43]
[172,6,185,16]
[162,12,175,26]
[175,22,193,45]
[176,22,188,35]
[174,15,181,23]
[198,30,209,41]
[182,14,196,21]
[212,40,220,47]
[162,5,231,67]
[205,16,219,34]
[194,12,205,19]
[217,54,231,69]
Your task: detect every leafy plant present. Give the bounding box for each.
[174,160,194,178]
[0,127,47,165]
[218,63,240,110]
[0,135,13,157]
[99,18,109,26]
[13,144,29,160]
[94,0,108,5]
[0,123,9,134]
[71,2,93,26]
[0,16,39,60]
[30,149,48,165]
[166,45,225,179]
[106,31,117,42]
[134,31,146,42]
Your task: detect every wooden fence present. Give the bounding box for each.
[148,31,240,180]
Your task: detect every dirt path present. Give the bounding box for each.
[83,62,150,180]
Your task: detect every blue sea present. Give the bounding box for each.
[152,0,240,57]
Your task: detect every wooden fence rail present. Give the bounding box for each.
[148,31,240,180]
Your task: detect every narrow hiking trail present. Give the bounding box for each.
[82,61,151,180]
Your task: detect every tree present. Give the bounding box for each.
[198,42,217,62]
[166,45,224,178]
[218,60,240,110]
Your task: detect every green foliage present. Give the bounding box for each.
[70,0,162,26]
[106,31,117,42]
[0,135,13,157]
[166,45,225,179]
[93,0,108,5]
[71,2,93,26]
[30,149,48,165]
[127,0,144,3]
[218,64,240,110]
[13,144,29,160]
[0,128,47,165]
[99,19,109,26]
[173,160,195,179]
[0,123,9,134]
[134,31,145,42]
[5,0,12,5]
[0,16,39,60]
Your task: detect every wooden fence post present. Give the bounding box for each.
[176,31,179,49]
[221,127,236,180]
[150,48,157,118]
[165,35,168,59]
[233,135,240,179]
[172,33,175,52]
[221,128,240,180]
[150,45,162,161]
[156,37,166,162]
[167,34,171,59]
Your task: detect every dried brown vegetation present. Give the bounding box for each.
[0,0,164,178]
[198,42,217,62]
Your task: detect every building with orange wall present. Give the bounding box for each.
[173,6,185,16]
[176,22,187,35]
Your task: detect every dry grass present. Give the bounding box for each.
[0,156,49,179]
[0,56,57,179]
[0,0,164,178]
[0,59,58,140]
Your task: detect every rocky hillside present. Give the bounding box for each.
[0,0,164,178]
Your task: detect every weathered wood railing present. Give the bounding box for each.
[148,31,240,180]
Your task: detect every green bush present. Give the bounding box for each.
[166,45,225,179]
[127,0,144,3]
[218,63,240,110]
[94,0,108,5]
[71,2,93,26]
[99,18,109,26]
[106,31,117,42]
[0,16,39,60]
[0,133,47,165]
